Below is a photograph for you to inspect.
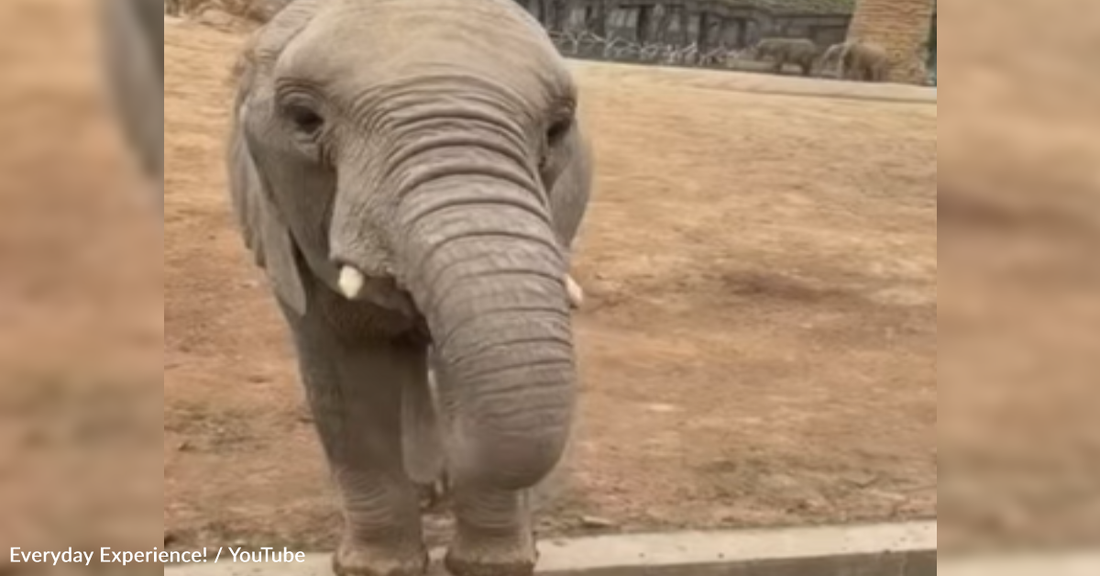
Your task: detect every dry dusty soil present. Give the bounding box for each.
[162,17,937,552]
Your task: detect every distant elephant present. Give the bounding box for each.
[841,40,891,83]
[227,1,593,575]
[749,37,822,76]
[815,42,848,78]
[237,0,298,22]
[99,0,163,211]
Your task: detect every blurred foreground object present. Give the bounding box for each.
[939,0,1100,558]
[99,0,163,212]
[0,0,162,570]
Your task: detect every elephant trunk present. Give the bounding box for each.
[385,139,577,491]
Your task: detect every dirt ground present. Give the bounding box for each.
[162,18,936,552]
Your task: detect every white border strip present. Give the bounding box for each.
[939,553,1100,576]
[537,521,934,571]
[165,521,935,575]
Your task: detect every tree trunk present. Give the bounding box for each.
[588,1,610,38]
[636,4,653,43]
[654,5,673,43]
[846,0,935,84]
[697,11,712,53]
[678,8,690,45]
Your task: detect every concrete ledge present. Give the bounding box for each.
[569,60,938,105]
[166,521,936,576]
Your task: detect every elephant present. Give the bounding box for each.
[839,40,891,83]
[748,37,822,76]
[235,0,300,23]
[226,1,593,575]
[815,42,848,78]
[815,40,890,83]
[99,0,164,211]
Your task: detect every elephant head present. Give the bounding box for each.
[229,0,589,492]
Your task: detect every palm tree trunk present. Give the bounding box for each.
[846,0,936,84]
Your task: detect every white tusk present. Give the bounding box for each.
[565,274,584,310]
[339,266,366,300]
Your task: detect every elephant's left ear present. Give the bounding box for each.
[541,126,594,257]
[228,104,308,316]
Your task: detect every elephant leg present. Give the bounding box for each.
[445,482,538,576]
[289,313,429,576]
[404,363,450,513]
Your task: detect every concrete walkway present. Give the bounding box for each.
[569,60,939,106]
[166,521,936,576]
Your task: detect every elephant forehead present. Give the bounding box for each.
[279,0,569,98]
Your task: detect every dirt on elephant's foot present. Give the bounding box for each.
[334,539,429,576]
[444,529,537,576]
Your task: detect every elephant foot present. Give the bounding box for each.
[443,528,537,576]
[334,538,428,576]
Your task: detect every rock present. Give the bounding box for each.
[197,8,235,28]
[243,0,296,22]
[580,515,617,529]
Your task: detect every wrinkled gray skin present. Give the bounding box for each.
[822,40,891,83]
[228,0,593,574]
[100,0,164,211]
[749,37,822,76]
[843,41,891,82]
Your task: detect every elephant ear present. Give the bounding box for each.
[540,123,594,258]
[228,104,308,316]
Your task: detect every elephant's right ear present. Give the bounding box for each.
[228,105,308,316]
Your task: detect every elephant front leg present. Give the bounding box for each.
[292,323,429,576]
[445,484,538,576]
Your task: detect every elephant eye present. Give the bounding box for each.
[546,117,572,145]
[283,102,325,139]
